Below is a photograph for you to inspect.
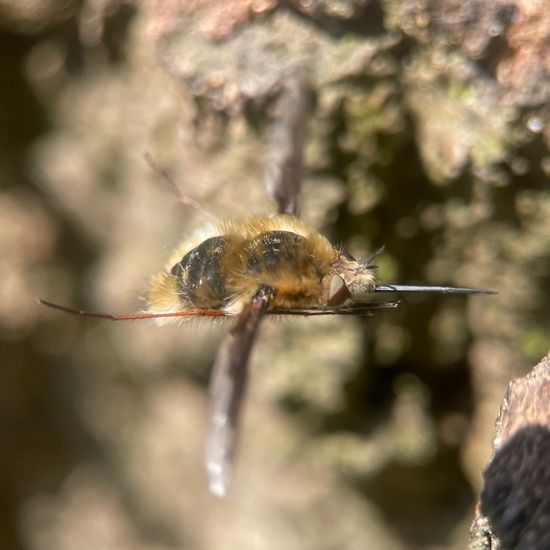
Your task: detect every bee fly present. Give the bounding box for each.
[41,78,495,498]
[41,209,494,496]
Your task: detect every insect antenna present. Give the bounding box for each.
[39,298,226,320]
[143,152,218,223]
[362,245,385,268]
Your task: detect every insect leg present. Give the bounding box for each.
[205,285,275,497]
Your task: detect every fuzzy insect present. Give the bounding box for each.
[40,211,493,497]
[41,76,495,497]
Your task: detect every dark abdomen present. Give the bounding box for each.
[170,231,320,308]
[170,236,232,308]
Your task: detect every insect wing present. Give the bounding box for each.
[265,70,309,217]
[205,287,274,497]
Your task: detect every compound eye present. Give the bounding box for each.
[326,274,350,306]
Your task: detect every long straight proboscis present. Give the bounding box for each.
[374,285,496,295]
[39,299,227,320]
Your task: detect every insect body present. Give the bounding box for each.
[40,200,495,499]
[40,77,495,498]
[146,214,379,319]
[41,213,494,498]
[139,213,493,497]
[144,214,398,497]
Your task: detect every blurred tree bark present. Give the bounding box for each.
[1,1,550,549]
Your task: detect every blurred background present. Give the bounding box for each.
[1,1,549,549]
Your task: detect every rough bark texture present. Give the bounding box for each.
[470,354,550,550]
[1,1,549,549]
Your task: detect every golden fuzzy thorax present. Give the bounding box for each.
[220,215,338,312]
[147,214,376,317]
